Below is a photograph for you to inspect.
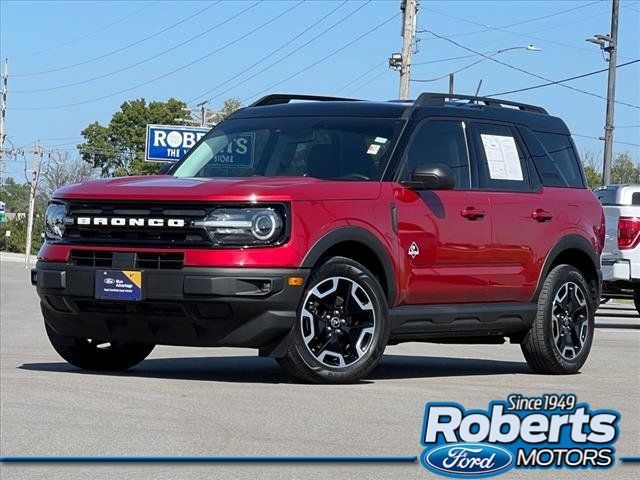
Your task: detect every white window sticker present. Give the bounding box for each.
[480,134,523,181]
[367,143,381,155]
[374,136,388,144]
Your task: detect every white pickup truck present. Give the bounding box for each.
[595,184,640,315]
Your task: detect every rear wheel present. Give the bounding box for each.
[634,289,640,316]
[45,321,154,371]
[521,265,594,374]
[277,257,389,383]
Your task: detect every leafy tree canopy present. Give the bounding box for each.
[78,98,188,176]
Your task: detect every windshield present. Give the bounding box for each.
[172,116,404,181]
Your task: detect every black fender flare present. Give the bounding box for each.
[534,234,601,301]
[301,226,397,304]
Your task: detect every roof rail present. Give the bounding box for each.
[413,92,548,114]
[250,93,360,107]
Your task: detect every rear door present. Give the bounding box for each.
[394,118,493,305]
[466,121,554,303]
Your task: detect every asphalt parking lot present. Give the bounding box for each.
[1,256,638,480]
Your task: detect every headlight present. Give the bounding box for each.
[194,207,285,246]
[44,203,68,241]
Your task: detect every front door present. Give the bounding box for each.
[394,118,493,305]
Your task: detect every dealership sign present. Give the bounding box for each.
[145,124,209,162]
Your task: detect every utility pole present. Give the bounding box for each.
[0,58,8,189]
[587,0,619,186]
[197,100,208,127]
[397,0,418,100]
[24,141,44,268]
[602,0,619,186]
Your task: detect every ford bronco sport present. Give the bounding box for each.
[33,92,605,383]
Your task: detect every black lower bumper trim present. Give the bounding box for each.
[35,262,308,348]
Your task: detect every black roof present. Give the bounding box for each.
[230,93,570,134]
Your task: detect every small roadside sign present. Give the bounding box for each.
[0,201,6,223]
[145,124,209,163]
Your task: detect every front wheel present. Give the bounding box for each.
[521,265,595,374]
[277,257,389,383]
[45,321,155,371]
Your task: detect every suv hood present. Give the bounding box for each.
[54,176,381,202]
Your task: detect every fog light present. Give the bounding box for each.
[288,276,304,287]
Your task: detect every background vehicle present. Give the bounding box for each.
[33,93,604,383]
[596,184,640,314]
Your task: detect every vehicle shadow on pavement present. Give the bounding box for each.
[18,354,533,384]
[595,322,640,329]
[596,311,639,319]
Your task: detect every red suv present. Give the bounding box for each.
[33,93,604,383]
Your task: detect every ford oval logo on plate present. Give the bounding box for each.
[422,442,514,478]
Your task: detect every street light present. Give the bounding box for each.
[411,45,541,95]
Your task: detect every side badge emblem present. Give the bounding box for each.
[408,242,420,259]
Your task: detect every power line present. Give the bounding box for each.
[186,0,356,105]
[196,1,373,106]
[343,68,390,97]
[12,2,304,111]
[422,2,637,62]
[572,133,640,148]
[242,11,400,103]
[10,2,157,59]
[332,60,386,94]
[13,1,246,94]
[421,30,640,110]
[413,53,480,66]
[487,59,639,100]
[11,2,220,78]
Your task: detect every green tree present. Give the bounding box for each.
[0,177,31,212]
[581,150,602,189]
[610,152,636,184]
[211,98,241,124]
[2,211,45,254]
[78,98,189,176]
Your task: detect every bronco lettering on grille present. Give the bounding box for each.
[74,217,186,227]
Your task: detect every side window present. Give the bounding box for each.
[535,131,585,188]
[470,123,532,191]
[632,192,640,205]
[400,120,470,189]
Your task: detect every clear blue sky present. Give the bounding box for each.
[1,0,638,181]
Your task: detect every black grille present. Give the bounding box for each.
[70,250,184,270]
[70,250,113,267]
[135,252,184,270]
[63,202,213,247]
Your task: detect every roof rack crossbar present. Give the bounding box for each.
[413,92,548,114]
[250,94,360,107]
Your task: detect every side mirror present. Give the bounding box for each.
[158,162,173,175]
[409,163,455,190]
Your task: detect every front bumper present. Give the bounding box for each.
[33,261,308,349]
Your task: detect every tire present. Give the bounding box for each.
[521,265,595,374]
[45,321,155,371]
[634,289,640,316]
[277,256,389,383]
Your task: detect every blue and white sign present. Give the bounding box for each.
[208,132,255,168]
[145,124,209,162]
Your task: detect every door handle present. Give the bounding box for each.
[531,209,553,222]
[460,207,486,220]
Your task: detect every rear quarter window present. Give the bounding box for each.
[534,131,585,188]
